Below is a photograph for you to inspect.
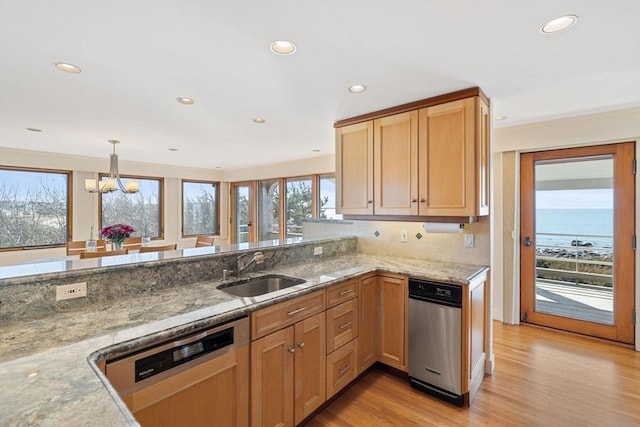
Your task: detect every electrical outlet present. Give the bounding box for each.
[400,229,408,242]
[464,234,475,248]
[313,246,323,255]
[56,282,87,301]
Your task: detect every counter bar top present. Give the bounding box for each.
[0,251,488,426]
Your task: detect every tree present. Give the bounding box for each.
[0,172,68,248]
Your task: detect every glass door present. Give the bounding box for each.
[231,182,256,244]
[520,143,635,344]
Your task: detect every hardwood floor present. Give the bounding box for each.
[305,322,640,426]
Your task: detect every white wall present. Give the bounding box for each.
[223,154,335,181]
[491,107,640,350]
[0,147,227,266]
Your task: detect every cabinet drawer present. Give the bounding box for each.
[251,290,325,340]
[326,338,358,399]
[326,279,358,308]
[326,299,359,354]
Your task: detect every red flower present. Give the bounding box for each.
[99,224,135,241]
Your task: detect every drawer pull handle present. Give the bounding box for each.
[287,307,307,316]
[338,289,354,296]
[288,346,296,353]
[297,341,305,348]
[339,364,352,375]
[339,321,353,330]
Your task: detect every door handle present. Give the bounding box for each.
[523,236,532,247]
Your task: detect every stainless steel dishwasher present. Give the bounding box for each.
[105,316,250,426]
[408,278,463,406]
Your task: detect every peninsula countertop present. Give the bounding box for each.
[0,253,488,426]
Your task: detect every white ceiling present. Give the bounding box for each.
[1,1,638,171]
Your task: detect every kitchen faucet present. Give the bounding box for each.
[236,251,264,276]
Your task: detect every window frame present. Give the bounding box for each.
[232,172,336,243]
[181,179,220,238]
[98,173,165,240]
[317,173,341,220]
[0,165,72,251]
[284,175,315,239]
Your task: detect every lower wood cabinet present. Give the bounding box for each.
[464,274,487,404]
[326,338,358,399]
[358,274,377,373]
[377,274,408,371]
[251,312,326,427]
[130,346,249,427]
[326,298,358,354]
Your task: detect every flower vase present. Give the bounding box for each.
[112,240,124,251]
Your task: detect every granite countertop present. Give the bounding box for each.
[0,253,488,426]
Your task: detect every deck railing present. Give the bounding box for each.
[535,232,613,287]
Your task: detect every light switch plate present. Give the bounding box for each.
[400,229,408,242]
[464,234,475,248]
[313,246,323,255]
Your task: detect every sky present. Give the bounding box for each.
[536,189,613,209]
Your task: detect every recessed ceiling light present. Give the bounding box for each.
[26,128,43,132]
[215,166,223,169]
[541,15,578,34]
[495,115,508,121]
[348,85,367,93]
[53,62,81,73]
[176,97,194,105]
[168,148,179,151]
[253,118,266,124]
[270,40,296,55]
[312,149,321,152]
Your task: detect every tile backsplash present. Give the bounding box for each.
[303,218,490,265]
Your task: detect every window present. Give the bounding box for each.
[182,180,219,236]
[258,179,280,241]
[0,166,71,249]
[319,174,342,220]
[285,177,312,238]
[231,173,342,243]
[99,175,163,239]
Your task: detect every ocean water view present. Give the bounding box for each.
[536,208,613,249]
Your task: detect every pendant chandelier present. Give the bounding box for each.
[85,140,139,194]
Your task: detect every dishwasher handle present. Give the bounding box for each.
[408,292,461,308]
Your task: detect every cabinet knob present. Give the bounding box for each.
[419,198,425,203]
[288,346,296,353]
[297,341,305,348]
[411,198,417,203]
[367,200,373,204]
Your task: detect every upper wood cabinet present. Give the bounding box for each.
[335,121,374,215]
[335,89,490,219]
[374,111,419,215]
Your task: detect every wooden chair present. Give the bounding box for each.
[138,244,177,253]
[123,237,142,252]
[67,240,107,256]
[79,249,127,259]
[195,235,215,247]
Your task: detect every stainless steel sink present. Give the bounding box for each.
[217,274,306,297]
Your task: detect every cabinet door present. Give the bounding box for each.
[131,347,249,427]
[418,98,476,216]
[251,327,294,427]
[335,121,374,215]
[358,274,378,373]
[294,313,326,425]
[374,111,419,215]
[377,274,408,371]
